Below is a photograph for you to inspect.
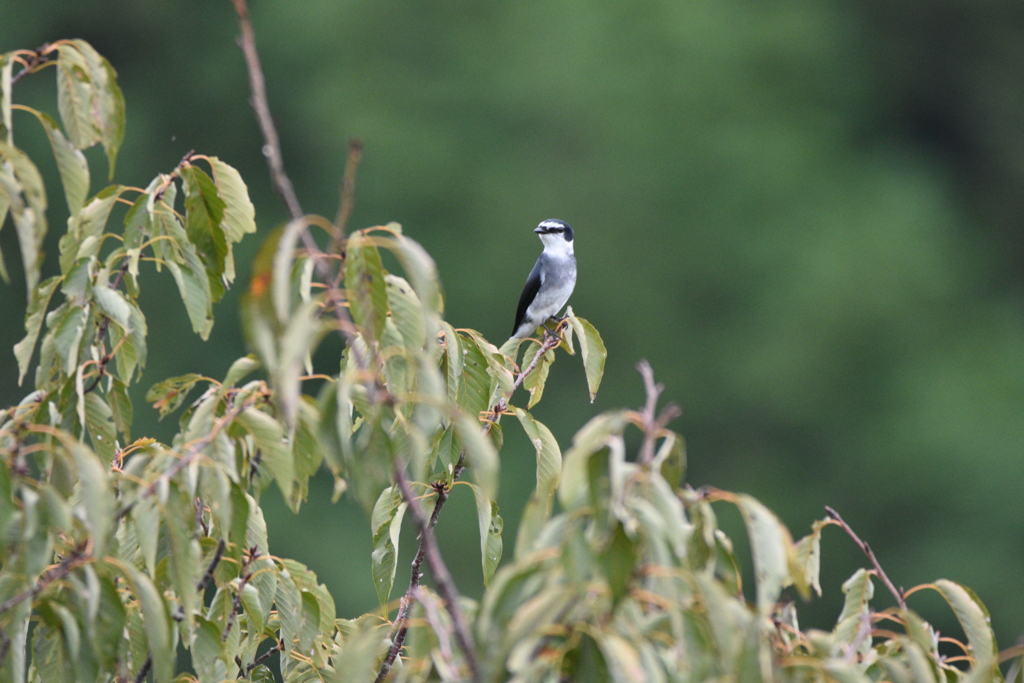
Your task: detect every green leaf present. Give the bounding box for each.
[145,373,204,419]
[559,411,628,511]
[84,393,117,461]
[71,443,112,557]
[370,486,407,609]
[237,407,294,503]
[13,275,61,384]
[164,486,201,635]
[457,330,491,417]
[513,409,562,558]
[56,44,101,150]
[932,579,997,671]
[275,568,301,654]
[522,347,555,409]
[566,313,607,402]
[463,329,515,398]
[455,411,498,503]
[91,573,127,672]
[472,487,503,585]
[734,494,794,616]
[387,231,443,317]
[346,231,390,341]
[0,53,11,144]
[220,354,260,393]
[834,568,874,649]
[439,321,463,405]
[191,616,224,683]
[0,141,48,295]
[206,157,256,243]
[598,523,638,605]
[63,186,123,274]
[118,565,174,683]
[166,256,214,339]
[181,164,228,301]
[92,283,133,331]
[25,108,89,216]
[386,274,427,350]
[791,519,826,599]
[107,378,133,439]
[69,40,124,176]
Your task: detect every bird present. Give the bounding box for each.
[509,219,577,341]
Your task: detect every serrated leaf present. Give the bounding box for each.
[439,321,463,404]
[69,40,124,176]
[118,565,173,683]
[107,378,133,439]
[164,486,201,634]
[237,407,294,502]
[370,486,406,609]
[791,519,826,599]
[0,141,48,295]
[558,411,628,511]
[472,487,503,585]
[513,409,562,558]
[13,275,61,384]
[523,347,555,409]
[167,257,214,339]
[566,314,607,402]
[207,157,256,243]
[192,616,224,683]
[386,274,427,350]
[457,331,491,417]
[463,329,515,398]
[181,164,228,301]
[71,443,112,556]
[25,108,89,216]
[275,569,301,654]
[92,283,133,331]
[56,44,101,150]
[734,493,793,615]
[346,231,389,341]
[933,579,997,669]
[84,392,117,461]
[455,411,498,503]
[145,373,204,419]
[834,568,874,649]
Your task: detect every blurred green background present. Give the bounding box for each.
[2,0,1023,647]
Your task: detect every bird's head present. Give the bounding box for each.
[535,219,574,253]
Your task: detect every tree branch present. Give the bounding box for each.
[0,541,90,616]
[392,463,480,682]
[230,0,302,222]
[824,506,907,610]
[635,360,680,467]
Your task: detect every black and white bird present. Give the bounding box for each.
[510,219,577,340]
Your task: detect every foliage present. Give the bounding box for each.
[0,39,1019,683]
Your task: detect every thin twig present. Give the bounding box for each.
[132,655,152,683]
[633,360,681,467]
[824,506,907,610]
[196,539,226,593]
[10,45,54,86]
[84,259,132,395]
[331,139,363,252]
[240,638,284,676]
[115,391,266,520]
[230,0,302,221]
[0,541,91,616]
[393,463,480,682]
[223,546,260,642]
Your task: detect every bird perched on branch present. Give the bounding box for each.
[510,219,577,341]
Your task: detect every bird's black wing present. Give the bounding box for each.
[512,256,544,336]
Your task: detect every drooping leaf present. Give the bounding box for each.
[457,330,491,417]
[522,347,555,409]
[932,579,997,672]
[0,141,48,295]
[346,231,390,341]
[734,494,794,615]
[513,409,562,558]
[472,487,503,585]
[63,40,124,175]
[791,519,827,599]
[181,164,228,302]
[237,407,294,503]
[0,53,11,144]
[92,283,133,332]
[56,43,101,150]
[24,108,89,216]
[370,485,407,609]
[119,565,174,683]
[386,274,427,350]
[566,311,607,402]
[84,393,117,461]
[455,411,498,504]
[13,275,61,384]
[206,156,256,244]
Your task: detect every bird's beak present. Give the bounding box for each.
[534,226,548,234]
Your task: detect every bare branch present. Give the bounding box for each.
[331,139,363,252]
[635,360,679,466]
[824,506,907,610]
[230,0,302,221]
[132,656,152,683]
[196,538,226,593]
[392,463,480,682]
